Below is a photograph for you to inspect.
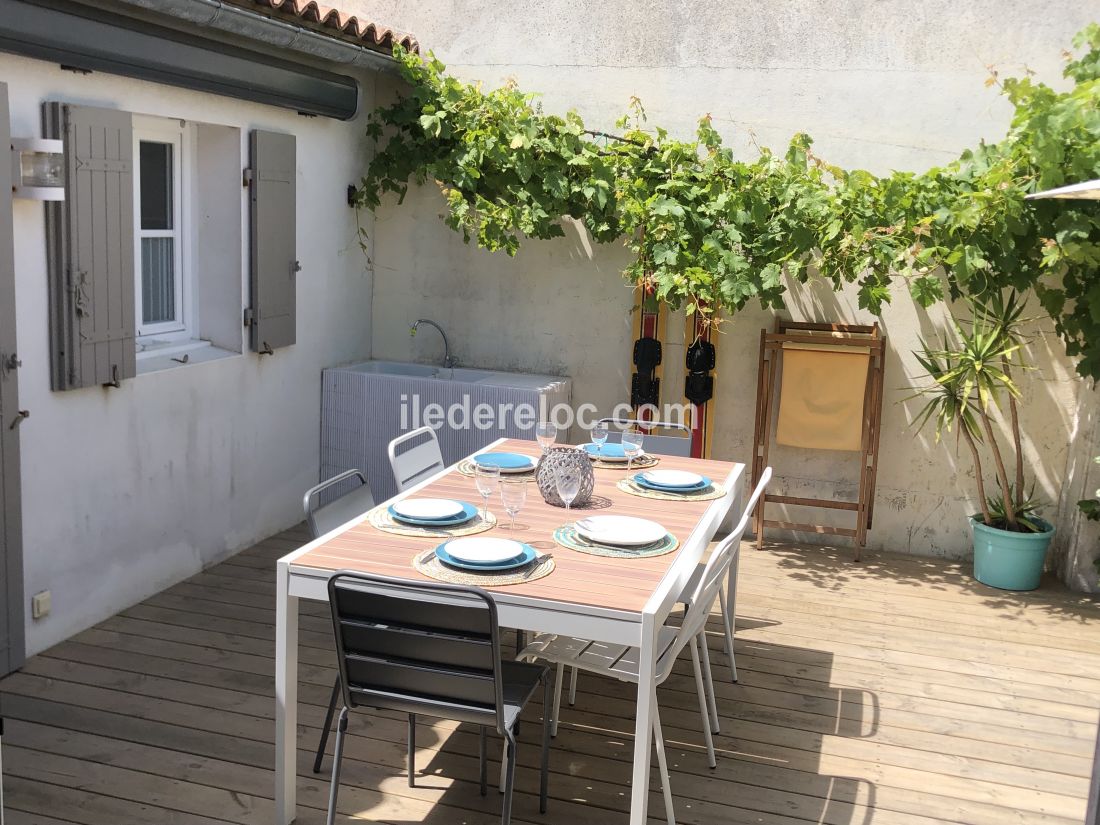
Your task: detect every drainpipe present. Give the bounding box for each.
[112,0,403,74]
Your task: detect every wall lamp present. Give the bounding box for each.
[10,138,64,200]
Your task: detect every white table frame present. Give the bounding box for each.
[275,438,744,825]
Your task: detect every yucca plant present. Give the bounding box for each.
[910,290,1040,533]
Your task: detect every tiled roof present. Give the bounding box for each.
[224,0,419,55]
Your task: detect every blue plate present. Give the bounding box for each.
[435,542,537,571]
[473,452,536,471]
[388,501,479,526]
[584,442,627,459]
[633,473,712,493]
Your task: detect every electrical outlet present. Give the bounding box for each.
[31,590,50,619]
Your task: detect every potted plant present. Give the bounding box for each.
[910,290,1055,590]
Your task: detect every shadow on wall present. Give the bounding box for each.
[758,274,1081,560]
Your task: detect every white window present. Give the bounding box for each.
[133,117,190,343]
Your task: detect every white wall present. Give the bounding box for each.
[3,53,376,655]
[358,2,1098,583]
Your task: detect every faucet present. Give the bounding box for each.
[410,318,458,368]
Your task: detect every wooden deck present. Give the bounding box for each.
[2,524,1099,825]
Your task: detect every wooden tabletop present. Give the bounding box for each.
[292,439,740,615]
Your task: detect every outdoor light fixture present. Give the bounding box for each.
[10,138,64,200]
[1025,179,1100,200]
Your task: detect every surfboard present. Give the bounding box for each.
[631,287,666,424]
[685,312,718,458]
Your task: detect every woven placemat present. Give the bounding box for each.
[456,458,537,479]
[368,505,497,538]
[552,525,679,558]
[589,453,659,471]
[413,548,555,586]
[616,478,728,502]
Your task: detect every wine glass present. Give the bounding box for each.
[622,430,645,472]
[554,464,582,510]
[500,480,528,530]
[590,422,608,457]
[536,421,558,453]
[474,464,500,519]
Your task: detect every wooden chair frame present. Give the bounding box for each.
[751,320,885,561]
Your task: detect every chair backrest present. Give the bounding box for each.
[598,417,692,458]
[388,426,445,492]
[303,470,375,539]
[658,467,773,681]
[328,572,508,732]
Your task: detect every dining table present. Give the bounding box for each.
[274,437,744,825]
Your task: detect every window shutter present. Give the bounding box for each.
[43,103,136,390]
[248,130,297,353]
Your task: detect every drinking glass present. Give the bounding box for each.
[554,465,582,510]
[536,421,558,453]
[474,464,500,519]
[590,422,609,457]
[622,430,645,472]
[500,480,528,530]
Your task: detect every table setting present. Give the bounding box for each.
[552,514,679,558]
[617,467,729,501]
[369,425,729,587]
[277,435,743,825]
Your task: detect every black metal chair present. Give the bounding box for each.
[303,470,377,775]
[597,417,692,457]
[324,572,552,825]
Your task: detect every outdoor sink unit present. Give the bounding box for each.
[321,359,572,501]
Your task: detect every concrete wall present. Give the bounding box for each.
[4,53,376,655]
[358,1,1098,582]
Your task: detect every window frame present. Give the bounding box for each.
[132,116,192,342]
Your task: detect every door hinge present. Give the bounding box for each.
[243,307,254,328]
[242,167,253,188]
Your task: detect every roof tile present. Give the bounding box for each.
[224,0,419,55]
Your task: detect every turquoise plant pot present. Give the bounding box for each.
[970,516,1054,591]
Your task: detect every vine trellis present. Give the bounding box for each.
[355,26,1100,379]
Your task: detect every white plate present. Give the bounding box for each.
[445,536,527,565]
[641,470,705,488]
[574,515,668,547]
[391,498,466,520]
[498,457,537,474]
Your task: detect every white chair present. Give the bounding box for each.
[521,468,772,825]
[388,426,445,492]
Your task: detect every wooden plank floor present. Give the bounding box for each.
[2,524,1099,825]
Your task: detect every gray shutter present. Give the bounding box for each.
[248,130,297,352]
[0,81,25,676]
[44,103,136,390]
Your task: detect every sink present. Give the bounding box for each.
[349,360,442,378]
[347,360,548,387]
[321,360,572,501]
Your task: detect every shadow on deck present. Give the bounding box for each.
[1,525,1097,824]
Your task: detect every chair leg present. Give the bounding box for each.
[698,633,720,735]
[313,676,341,774]
[325,706,349,825]
[651,701,676,825]
[568,666,578,706]
[408,713,416,787]
[540,674,552,814]
[501,730,518,825]
[551,662,565,738]
[689,637,717,769]
[718,587,737,682]
[480,726,488,797]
